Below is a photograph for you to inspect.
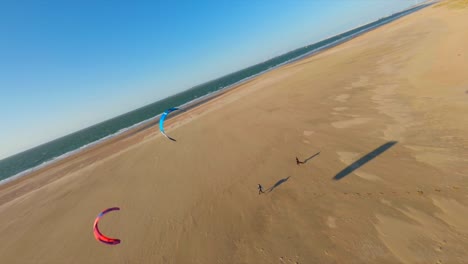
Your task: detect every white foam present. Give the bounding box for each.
[0,114,162,186]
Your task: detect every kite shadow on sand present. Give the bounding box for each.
[333,141,397,181]
[267,176,291,193]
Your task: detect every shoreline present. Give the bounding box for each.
[0,2,433,190]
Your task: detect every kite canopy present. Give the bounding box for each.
[159,107,181,141]
[93,207,121,245]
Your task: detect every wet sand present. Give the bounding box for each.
[1,1,468,263]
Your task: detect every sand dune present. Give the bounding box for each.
[1,1,468,263]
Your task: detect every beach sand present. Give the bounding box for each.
[1,1,468,263]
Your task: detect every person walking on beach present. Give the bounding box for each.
[258,184,264,195]
[296,157,304,165]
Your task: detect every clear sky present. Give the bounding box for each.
[0,0,424,159]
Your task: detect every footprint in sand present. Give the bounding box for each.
[334,94,350,102]
[303,130,314,136]
[331,117,371,129]
[303,139,310,144]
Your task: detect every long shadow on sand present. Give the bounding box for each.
[303,152,320,164]
[267,176,290,193]
[333,141,397,181]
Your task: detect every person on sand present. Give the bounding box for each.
[258,184,264,195]
[296,157,304,165]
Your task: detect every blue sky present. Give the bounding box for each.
[0,0,424,159]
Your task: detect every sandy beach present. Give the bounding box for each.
[1,1,468,263]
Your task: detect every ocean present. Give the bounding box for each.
[0,3,431,184]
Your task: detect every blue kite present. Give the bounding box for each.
[159,107,181,141]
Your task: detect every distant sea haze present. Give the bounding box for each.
[0,3,432,184]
